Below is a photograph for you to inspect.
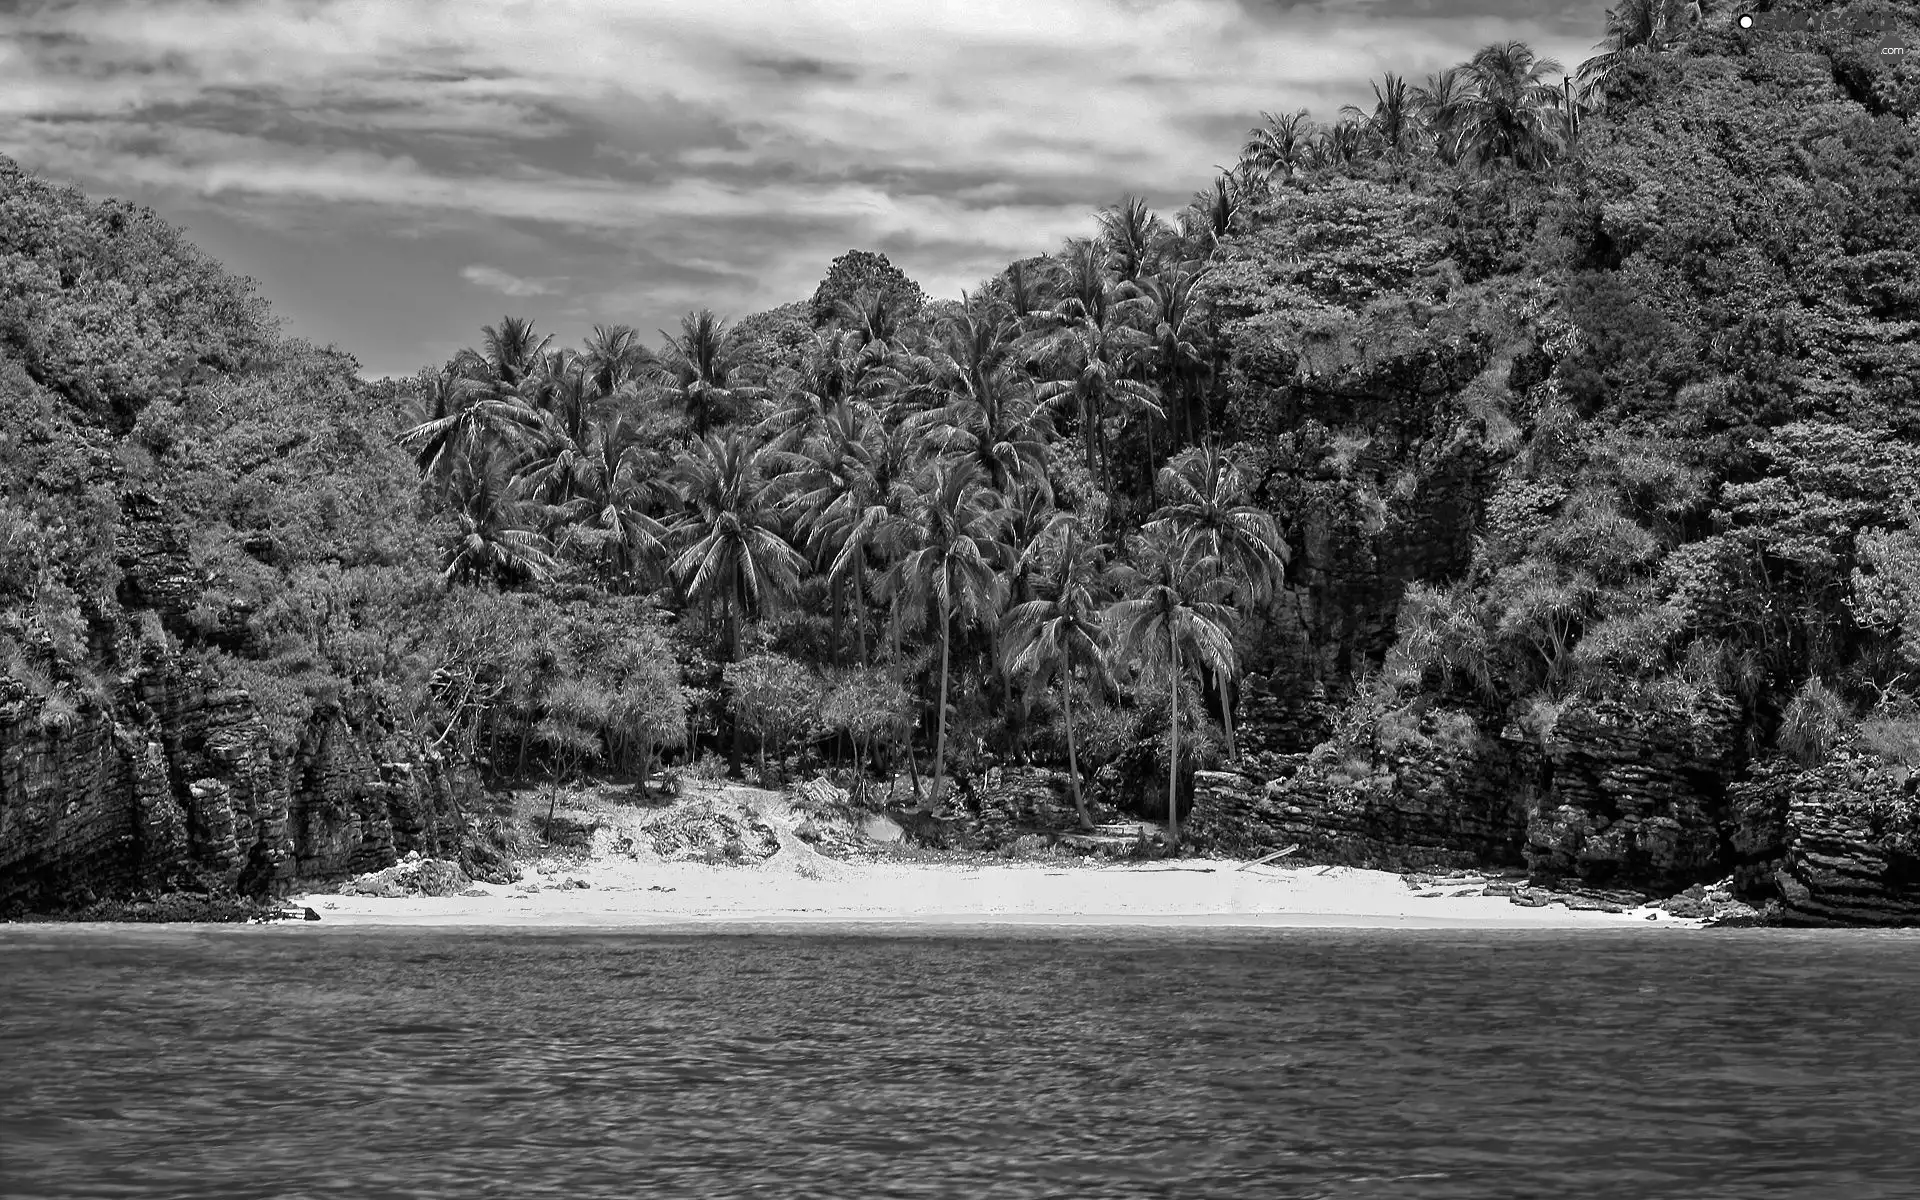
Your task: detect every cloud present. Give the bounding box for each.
[460,265,557,297]
[0,0,1608,374]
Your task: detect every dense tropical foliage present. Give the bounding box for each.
[6,0,1920,842]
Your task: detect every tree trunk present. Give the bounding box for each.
[1168,632,1181,850]
[727,582,746,778]
[1063,678,1093,830]
[830,575,845,667]
[1219,669,1237,760]
[931,599,953,806]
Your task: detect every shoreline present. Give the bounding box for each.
[280,857,1707,931]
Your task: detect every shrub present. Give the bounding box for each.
[1777,675,1851,765]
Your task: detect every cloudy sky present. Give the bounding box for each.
[1,0,1607,378]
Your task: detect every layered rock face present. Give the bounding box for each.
[0,654,482,913]
[1523,698,1745,893]
[1724,752,1920,926]
[1187,720,1535,869]
[1187,696,1728,890]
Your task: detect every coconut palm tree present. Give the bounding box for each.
[1144,443,1288,756]
[440,447,560,586]
[1098,195,1169,284]
[886,458,1010,805]
[1312,119,1371,173]
[1341,72,1420,159]
[1181,176,1241,253]
[651,309,765,437]
[580,323,652,400]
[470,315,553,393]
[819,413,928,665]
[1414,67,1471,166]
[1002,514,1111,828]
[399,364,542,481]
[1576,0,1703,104]
[1124,262,1214,446]
[669,431,805,655]
[562,414,673,589]
[1242,110,1314,185]
[1449,41,1569,172]
[1105,528,1238,849]
[1032,239,1156,492]
[916,294,1054,497]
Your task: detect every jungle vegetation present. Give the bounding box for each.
[4,0,1918,847]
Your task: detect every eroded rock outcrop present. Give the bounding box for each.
[1523,696,1745,893]
[0,655,484,913]
[1724,751,1920,926]
[1187,714,1535,869]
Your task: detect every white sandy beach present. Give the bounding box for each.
[288,782,1702,931]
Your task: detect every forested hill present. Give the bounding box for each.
[4,0,1920,922]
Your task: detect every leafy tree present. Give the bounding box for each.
[723,650,822,784]
[809,249,927,329]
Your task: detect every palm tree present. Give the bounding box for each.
[1186,175,1241,250]
[440,448,560,586]
[580,323,652,400]
[1144,444,1288,756]
[1413,67,1471,166]
[1449,41,1569,172]
[399,363,541,480]
[563,414,673,589]
[1576,0,1703,103]
[651,309,765,437]
[1242,110,1314,185]
[471,315,553,393]
[1312,120,1370,173]
[1341,72,1419,159]
[886,458,1010,806]
[1105,528,1238,849]
[917,293,1054,496]
[819,414,927,665]
[669,430,806,659]
[1124,262,1214,446]
[1002,515,1111,828]
[1032,239,1156,492]
[1098,195,1168,284]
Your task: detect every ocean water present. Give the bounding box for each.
[2,926,1919,1199]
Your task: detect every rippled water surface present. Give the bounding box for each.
[4,925,1920,1198]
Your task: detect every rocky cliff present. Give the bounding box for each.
[1190,696,1920,924]
[0,647,494,913]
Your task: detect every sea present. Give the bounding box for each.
[2,925,1918,1198]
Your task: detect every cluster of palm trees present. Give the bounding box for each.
[1220,6,1705,204]
[395,20,1703,838]
[398,206,1284,839]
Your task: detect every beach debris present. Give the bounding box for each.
[459,888,489,898]
[302,907,321,921]
[645,796,781,864]
[339,853,471,898]
[1236,844,1300,871]
[647,885,676,892]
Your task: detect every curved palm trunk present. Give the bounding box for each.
[931,598,953,806]
[1167,630,1181,850]
[1218,669,1237,760]
[1062,677,1093,830]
